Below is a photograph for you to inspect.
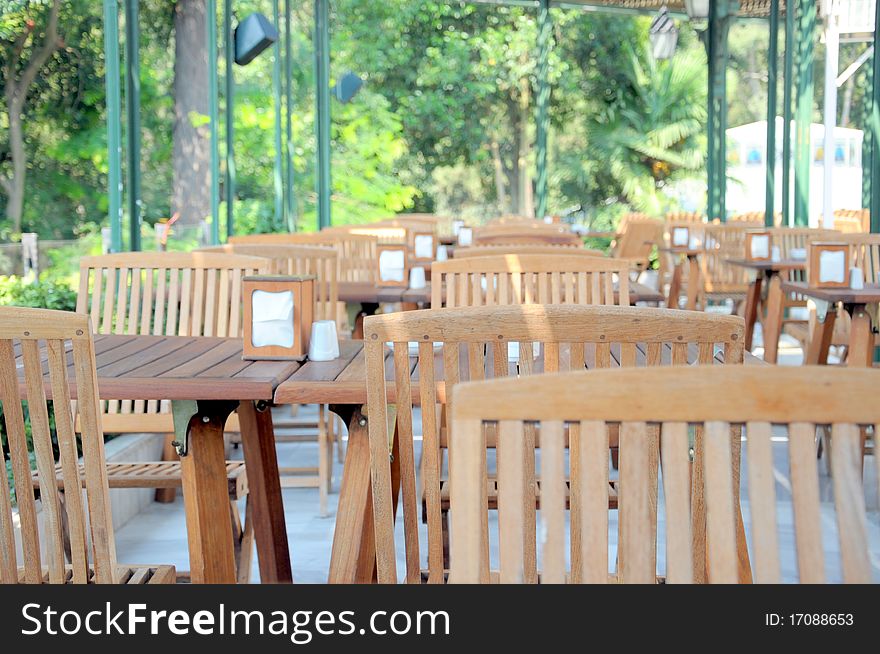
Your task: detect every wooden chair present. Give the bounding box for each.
[431,254,632,309]
[449,365,879,584]
[664,211,703,223]
[610,218,663,272]
[833,209,870,233]
[321,224,410,246]
[197,243,339,324]
[658,220,707,295]
[699,224,752,307]
[0,306,175,584]
[74,251,272,581]
[363,304,748,584]
[194,244,340,511]
[229,232,378,284]
[453,245,606,259]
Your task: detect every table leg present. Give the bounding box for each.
[686,255,701,311]
[846,304,874,368]
[762,274,784,364]
[666,260,683,309]
[804,307,837,365]
[328,406,376,583]
[742,275,763,351]
[237,400,293,583]
[177,401,238,584]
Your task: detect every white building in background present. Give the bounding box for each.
[725,118,864,226]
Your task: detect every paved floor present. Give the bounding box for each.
[115,324,880,583]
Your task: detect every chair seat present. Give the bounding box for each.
[17,565,176,584]
[436,477,619,510]
[32,461,248,500]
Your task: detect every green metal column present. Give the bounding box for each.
[781,0,796,226]
[207,0,220,244]
[794,0,816,227]
[123,0,141,250]
[103,0,123,252]
[224,0,235,238]
[870,0,880,232]
[272,0,284,230]
[535,0,551,220]
[285,0,296,231]
[764,0,779,227]
[706,2,734,222]
[314,0,331,230]
[863,56,872,211]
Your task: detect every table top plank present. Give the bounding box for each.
[159,340,245,379]
[780,281,880,305]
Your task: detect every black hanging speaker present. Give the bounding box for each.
[235,13,278,66]
[334,71,364,104]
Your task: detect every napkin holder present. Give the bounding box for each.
[243,274,315,360]
[808,242,850,289]
[377,243,409,287]
[745,230,772,262]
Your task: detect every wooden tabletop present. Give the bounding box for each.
[780,281,880,305]
[274,340,763,405]
[337,281,434,304]
[338,279,663,305]
[727,258,806,271]
[658,247,702,256]
[17,334,301,401]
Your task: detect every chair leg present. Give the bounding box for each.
[319,405,329,517]
[230,497,254,584]
[156,434,179,503]
[335,413,345,463]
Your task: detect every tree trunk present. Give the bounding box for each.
[517,76,533,218]
[3,97,26,232]
[172,0,211,226]
[840,76,854,127]
[490,139,509,214]
[0,0,61,235]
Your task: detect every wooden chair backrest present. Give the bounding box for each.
[321,224,409,245]
[612,218,663,267]
[229,232,378,282]
[833,209,870,233]
[0,307,117,584]
[449,365,879,584]
[839,233,880,282]
[76,252,271,419]
[197,243,338,321]
[726,212,765,224]
[700,224,751,291]
[77,252,271,338]
[474,224,582,247]
[431,254,632,309]
[377,216,440,234]
[768,227,838,258]
[452,245,606,259]
[363,304,745,583]
[664,211,703,223]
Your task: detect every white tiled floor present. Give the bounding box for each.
[115,322,880,583]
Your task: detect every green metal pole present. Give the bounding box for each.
[862,56,872,211]
[285,0,296,231]
[870,0,880,232]
[794,0,816,228]
[706,14,717,221]
[718,10,730,223]
[224,0,235,238]
[781,0,795,226]
[272,0,284,231]
[103,0,123,253]
[207,0,220,245]
[535,0,551,220]
[123,0,141,251]
[314,0,331,230]
[764,0,779,227]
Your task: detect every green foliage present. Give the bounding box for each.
[0,273,77,311]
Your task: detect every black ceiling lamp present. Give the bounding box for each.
[234,13,278,66]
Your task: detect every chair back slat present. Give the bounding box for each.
[0,308,117,584]
[449,365,878,584]
[198,244,339,322]
[364,305,744,584]
[455,245,605,258]
[432,255,631,309]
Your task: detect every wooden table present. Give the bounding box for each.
[19,334,297,584]
[660,247,702,311]
[274,341,762,583]
[727,259,806,360]
[780,282,880,367]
